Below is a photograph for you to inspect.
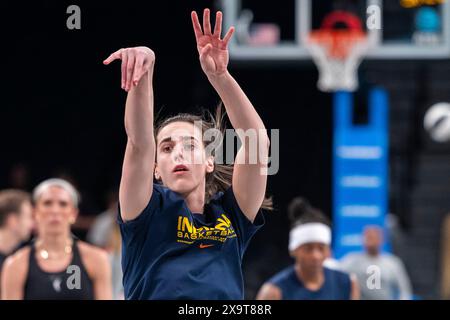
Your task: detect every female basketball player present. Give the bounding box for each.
[102,8,271,299]
[256,197,359,300]
[1,179,112,300]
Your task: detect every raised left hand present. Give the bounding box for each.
[191,9,235,77]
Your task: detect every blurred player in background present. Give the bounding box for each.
[340,226,413,300]
[103,8,271,299]
[87,188,123,299]
[0,190,34,296]
[256,197,359,300]
[1,179,112,300]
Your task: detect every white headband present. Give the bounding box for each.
[289,223,331,251]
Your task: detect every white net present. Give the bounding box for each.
[306,34,369,92]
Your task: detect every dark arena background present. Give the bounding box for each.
[1,0,450,302]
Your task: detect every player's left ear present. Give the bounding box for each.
[69,208,79,225]
[205,156,214,174]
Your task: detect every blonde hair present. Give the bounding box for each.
[33,178,80,208]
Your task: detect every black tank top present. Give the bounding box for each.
[24,240,95,300]
[0,252,6,271]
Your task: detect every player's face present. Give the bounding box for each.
[155,121,214,197]
[34,187,78,236]
[293,242,330,272]
[364,227,383,255]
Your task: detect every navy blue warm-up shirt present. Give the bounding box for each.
[268,265,352,300]
[117,183,264,300]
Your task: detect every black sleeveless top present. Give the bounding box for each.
[0,252,6,272]
[24,240,95,300]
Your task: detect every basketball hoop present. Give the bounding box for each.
[306,11,369,92]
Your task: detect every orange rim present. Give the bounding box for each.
[308,29,366,59]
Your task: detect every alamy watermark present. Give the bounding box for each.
[66,265,81,290]
[366,265,382,290]
[48,265,82,292]
[163,121,279,176]
[66,5,81,30]
[366,5,382,30]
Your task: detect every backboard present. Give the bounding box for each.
[221,0,450,60]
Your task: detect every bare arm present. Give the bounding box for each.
[104,47,156,221]
[256,283,282,300]
[79,243,112,300]
[350,274,360,300]
[92,252,113,300]
[1,248,29,300]
[192,9,269,222]
[209,73,269,222]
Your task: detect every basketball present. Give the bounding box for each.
[424,103,450,143]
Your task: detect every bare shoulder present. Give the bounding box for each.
[77,241,109,264]
[77,241,110,277]
[2,246,31,281]
[1,246,31,299]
